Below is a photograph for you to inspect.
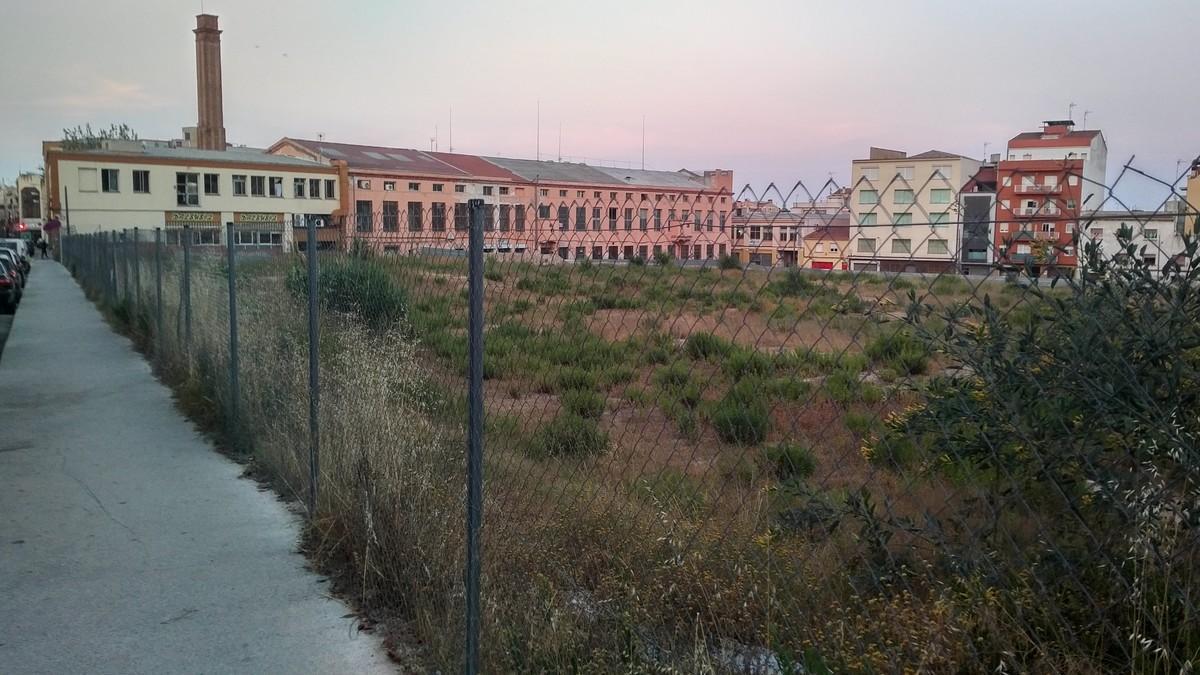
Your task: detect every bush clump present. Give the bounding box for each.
[764,443,816,481]
[561,389,605,419]
[287,257,407,330]
[527,413,608,458]
[684,332,734,360]
[710,383,770,445]
[865,329,929,375]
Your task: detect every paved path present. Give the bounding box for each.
[0,262,393,674]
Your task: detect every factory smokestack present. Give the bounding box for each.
[194,14,226,151]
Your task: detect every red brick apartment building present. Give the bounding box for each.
[269,139,733,261]
[994,120,1107,276]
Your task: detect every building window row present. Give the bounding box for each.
[78,166,335,202]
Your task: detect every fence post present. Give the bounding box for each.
[182,225,193,355]
[465,198,485,675]
[306,218,320,517]
[108,230,116,305]
[225,222,240,433]
[133,227,141,313]
[155,228,164,359]
[122,228,130,303]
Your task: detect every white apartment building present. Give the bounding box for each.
[1081,203,1191,275]
[848,147,981,273]
[43,141,340,247]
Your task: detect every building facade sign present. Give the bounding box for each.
[233,212,285,225]
[164,211,220,226]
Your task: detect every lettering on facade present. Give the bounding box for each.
[164,211,220,225]
[234,212,285,225]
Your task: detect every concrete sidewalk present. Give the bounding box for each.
[0,262,393,674]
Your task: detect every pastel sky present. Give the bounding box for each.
[2,0,1197,208]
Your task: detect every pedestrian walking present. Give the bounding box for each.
[37,239,48,259]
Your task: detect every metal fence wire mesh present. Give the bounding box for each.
[62,159,1200,674]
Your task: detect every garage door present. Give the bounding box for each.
[811,261,834,270]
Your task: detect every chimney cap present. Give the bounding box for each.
[195,14,220,32]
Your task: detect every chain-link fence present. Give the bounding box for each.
[62,159,1200,673]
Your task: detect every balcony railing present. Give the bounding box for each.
[1014,206,1061,217]
[1015,184,1063,194]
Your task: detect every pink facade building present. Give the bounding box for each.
[269,138,733,261]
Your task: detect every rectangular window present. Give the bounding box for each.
[483,186,494,196]
[1000,223,1009,233]
[893,213,913,225]
[719,212,727,231]
[859,190,878,205]
[484,205,495,231]
[356,179,371,190]
[433,183,444,192]
[558,205,570,231]
[608,207,618,230]
[930,188,951,204]
[383,181,396,192]
[78,167,98,191]
[382,201,400,231]
[408,182,420,191]
[432,202,447,231]
[324,179,336,199]
[455,203,469,231]
[624,208,633,231]
[897,166,914,180]
[499,204,510,232]
[175,172,199,206]
[932,165,952,179]
[857,238,876,253]
[862,167,879,181]
[763,226,774,241]
[653,209,662,230]
[538,204,551,219]
[499,186,509,195]
[559,189,567,198]
[928,239,949,255]
[456,185,466,193]
[694,212,702,231]
[894,189,914,204]
[251,175,266,197]
[858,213,878,226]
[269,177,283,198]
[539,188,548,197]
[591,207,601,230]
[1144,229,1158,240]
[930,212,950,227]
[891,238,912,254]
[133,170,150,194]
[309,178,321,199]
[101,168,119,193]
[230,174,246,196]
[355,200,373,231]
[514,205,525,232]
[639,208,648,231]
[575,206,587,231]
[293,177,305,198]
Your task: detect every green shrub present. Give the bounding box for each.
[561,389,605,419]
[865,329,929,374]
[765,377,811,401]
[765,443,816,481]
[515,269,570,295]
[527,414,608,458]
[709,386,770,445]
[684,332,734,360]
[823,370,861,405]
[724,349,775,380]
[287,257,407,330]
[589,293,640,310]
[556,366,597,392]
[484,262,504,282]
[844,410,879,435]
[930,275,970,295]
[890,276,915,290]
[654,361,692,389]
[634,469,705,515]
[629,255,646,267]
[653,250,672,266]
[599,365,636,388]
[718,254,741,270]
[876,367,899,383]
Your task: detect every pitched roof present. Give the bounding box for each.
[479,157,620,185]
[425,152,524,181]
[908,150,974,161]
[282,139,469,176]
[56,144,328,169]
[804,224,851,240]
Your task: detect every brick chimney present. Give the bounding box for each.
[194,14,226,151]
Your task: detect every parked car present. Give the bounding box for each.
[0,258,20,313]
[0,249,26,287]
[0,239,31,274]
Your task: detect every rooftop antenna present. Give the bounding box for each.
[641,115,646,170]
[983,141,990,161]
[1082,109,1093,130]
[1068,102,1077,122]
